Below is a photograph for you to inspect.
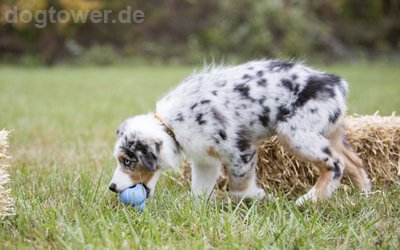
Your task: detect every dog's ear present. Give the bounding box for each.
[136,140,162,172]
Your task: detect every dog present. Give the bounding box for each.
[108,60,371,205]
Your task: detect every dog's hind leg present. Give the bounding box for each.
[329,126,371,192]
[226,154,267,199]
[276,125,345,205]
[191,158,221,199]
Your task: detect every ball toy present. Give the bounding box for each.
[119,184,147,212]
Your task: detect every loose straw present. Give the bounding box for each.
[0,130,14,217]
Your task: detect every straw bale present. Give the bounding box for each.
[181,114,400,196]
[0,129,14,217]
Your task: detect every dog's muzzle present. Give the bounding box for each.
[108,183,151,198]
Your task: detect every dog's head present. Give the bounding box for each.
[109,114,180,197]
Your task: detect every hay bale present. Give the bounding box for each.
[0,129,14,217]
[181,114,400,195]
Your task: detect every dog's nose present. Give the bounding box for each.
[109,183,117,192]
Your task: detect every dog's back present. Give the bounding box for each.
[157,60,347,148]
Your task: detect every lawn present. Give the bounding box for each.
[0,63,399,249]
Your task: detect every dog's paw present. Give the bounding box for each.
[231,187,267,200]
[360,184,372,198]
[295,187,317,206]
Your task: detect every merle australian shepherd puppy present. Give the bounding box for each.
[108,60,370,205]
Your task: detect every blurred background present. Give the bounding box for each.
[1,0,399,66]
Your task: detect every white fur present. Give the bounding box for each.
[145,169,163,197]
[190,158,221,198]
[296,187,317,206]
[110,165,134,192]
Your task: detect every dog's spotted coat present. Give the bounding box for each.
[110,60,371,205]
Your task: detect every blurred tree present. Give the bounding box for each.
[0,0,399,65]
[0,0,102,64]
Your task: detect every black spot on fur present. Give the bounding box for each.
[281,79,294,92]
[323,147,332,157]
[234,84,253,100]
[212,107,226,125]
[258,107,271,127]
[200,100,211,105]
[256,71,264,77]
[248,67,254,70]
[267,61,294,73]
[132,139,148,152]
[332,161,342,179]
[292,74,298,80]
[275,98,279,101]
[120,145,138,162]
[218,130,227,140]
[329,108,341,123]
[231,171,248,178]
[196,113,206,125]
[175,113,185,122]
[294,84,300,95]
[214,138,220,144]
[276,106,291,122]
[290,125,296,131]
[325,73,340,82]
[310,108,318,113]
[257,78,267,87]
[116,122,127,138]
[137,142,161,172]
[294,74,340,108]
[236,132,251,152]
[258,96,266,105]
[240,151,256,164]
[212,90,218,96]
[191,103,198,110]
[243,74,251,79]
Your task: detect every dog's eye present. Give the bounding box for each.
[123,159,131,167]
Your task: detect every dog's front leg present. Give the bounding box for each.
[190,158,221,200]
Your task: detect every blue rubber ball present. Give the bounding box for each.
[120,184,147,212]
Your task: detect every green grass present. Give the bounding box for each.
[0,63,399,249]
